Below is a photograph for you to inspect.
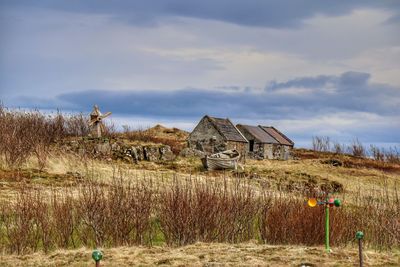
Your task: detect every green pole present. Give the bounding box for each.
[325,205,330,253]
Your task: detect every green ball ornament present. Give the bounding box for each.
[356,231,364,240]
[92,250,103,262]
[334,199,341,207]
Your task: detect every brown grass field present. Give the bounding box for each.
[0,110,399,266]
[0,150,399,266]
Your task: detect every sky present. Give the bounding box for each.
[1,1,400,148]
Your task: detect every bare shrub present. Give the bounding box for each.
[105,176,154,246]
[51,189,77,248]
[385,146,400,164]
[352,185,400,249]
[158,177,261,246]
[1,186,42,254]
[64,113,90,137]
[34,191,53,253]
[260,186,400,249]
[260,196,325,245]
[29,112,61,170]
[75,175,155,247]
[76,179,108,247]
[0,173,398,253]
[0,107,76,170]
[332,142,346,154]
[102,120,118,139]
[370,145,385,161]
[312,136,330,152]
[0,107,35,169]
[348,138,366,157]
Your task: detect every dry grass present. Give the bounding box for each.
[0,108,400,264]
[243,156,400,197]
[0,242,398,266]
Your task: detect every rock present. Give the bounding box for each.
[159,145,175,161]
[143,146,160,161]
[95,143,111,154]
[130,146,144,162]
[179,148,205,158]
[111,143,120,151]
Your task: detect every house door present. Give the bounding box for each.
[249,140,254,152]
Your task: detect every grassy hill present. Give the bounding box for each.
[0,117,399,266]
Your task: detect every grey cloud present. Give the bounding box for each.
[1,0,400,28]
[338,72,370,88]
[267,71,370,91]
[267,75,336,91]
[7,71,400,144]
[13,72,400,121]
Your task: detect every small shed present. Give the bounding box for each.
[236,125,294,160]
[188,115,248,157]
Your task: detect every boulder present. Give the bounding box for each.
[143,146,160,161]
[180,148,205,158]
[95,143,111,154]
[159,145,175,161]
[130,146,144,162]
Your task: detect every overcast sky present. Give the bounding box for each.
[1,1,399,147]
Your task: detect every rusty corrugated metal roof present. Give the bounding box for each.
[237,124,279,144]
[260,126,294,146]
[207,116,248,143]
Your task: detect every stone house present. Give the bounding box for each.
[236,125,294,160]
[188,115,248,157]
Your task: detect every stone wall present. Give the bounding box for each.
[244,143,292,160]
[113,143,175,163]
[246,143,265,160]
[282,145,293,160]
[264,144,274,159]
[188,117,226,154]
[272,144,293,160]
[63,139,175,163]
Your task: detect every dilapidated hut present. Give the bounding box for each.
[188,115,248,156]
[236,125,294,160]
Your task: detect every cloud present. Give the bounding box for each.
[7,71,400,145]
[1,1,400,29]
[267,71,370,91]
[1,4,399,99]
[13,71,399,120]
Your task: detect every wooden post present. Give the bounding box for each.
[356,231,364,267]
